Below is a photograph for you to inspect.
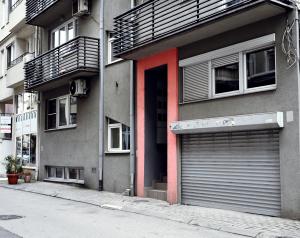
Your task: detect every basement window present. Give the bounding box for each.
[46,166,84,184]
[107,118,130,152]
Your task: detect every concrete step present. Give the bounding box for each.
[153,182,167,190]
[145,188,167,201]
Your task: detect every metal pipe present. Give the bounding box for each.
[98,0,105,191]
[129,0,136,196]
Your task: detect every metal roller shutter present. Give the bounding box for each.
[181,129,281,216]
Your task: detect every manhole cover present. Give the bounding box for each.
[0,215,23,220]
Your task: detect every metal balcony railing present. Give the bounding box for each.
[24,36,99,90]
[113,0,292,56]
[26,0,59,23]
[7,52,28,69]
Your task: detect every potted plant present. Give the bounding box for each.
[4,155,23,185]
[23,172,32,183]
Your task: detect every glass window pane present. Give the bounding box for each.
[56,168,63,178]
[59,27,66,45]
[247,48,275,89]
[111,127,120,149]
[122,125,130,150]
[68,22,74,41]
[47,99,56,114]
[30,134,36,165]
[16,137,22,160]
[52,31,59,48]
[47,114,56,129]
[79,169,84,180]
[215,63,239,94]
[22,134,30,165]
[69,96,77,125]
[59,98,67,127]
[69,168,77,180]
[23,93,31,113]
[49,167,56,178]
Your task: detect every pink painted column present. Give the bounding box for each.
[136,49,179,204]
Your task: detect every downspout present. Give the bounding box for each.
[129,0,136,196]
[98,0,105,191]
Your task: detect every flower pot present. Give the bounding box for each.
[24,175,31,183]
[7,174,19,185]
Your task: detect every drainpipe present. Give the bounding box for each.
[98,0,105,191]
[129,0,136,196]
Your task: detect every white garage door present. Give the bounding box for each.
[181,129,281,216]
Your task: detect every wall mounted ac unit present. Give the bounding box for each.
[24,53,35,63]
[72,0,90,17]
[70,79,87,97]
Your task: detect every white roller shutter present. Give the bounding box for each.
[181,129,281,216]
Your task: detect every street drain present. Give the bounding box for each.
[0,215,23,220]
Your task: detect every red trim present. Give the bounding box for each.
[136,49,179,204]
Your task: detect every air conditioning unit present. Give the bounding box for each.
[72,0,90,17]
[70,79,87,97]
[24,53,35,63]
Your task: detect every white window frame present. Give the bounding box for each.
[107,32,122,65]
[179,34,276,101]
[51,18,77,49]
[46,95,77,131]
[243,46,277,94]
[108,123,122,152]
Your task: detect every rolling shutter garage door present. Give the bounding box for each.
[181,129,281,216]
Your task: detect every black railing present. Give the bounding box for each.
[26,0,59,23]
[24,36,99,90]
[113,0,292,56]
[9,0,24,13]
[7,52,29,69]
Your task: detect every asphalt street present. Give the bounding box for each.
[0,188,247,238]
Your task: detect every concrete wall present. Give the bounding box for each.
[178,14,300,218]
[102,0,131,193]
[39,77,100,189]
[0,140,13,176]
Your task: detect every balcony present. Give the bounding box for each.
[26,0,72,26]
[24,36,99,91]
[113,0,293,59]
[6,52,34,88]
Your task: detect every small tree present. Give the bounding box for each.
[4,155,23,174]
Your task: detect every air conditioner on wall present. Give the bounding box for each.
[70,79,87,97]
[72,0,90,17]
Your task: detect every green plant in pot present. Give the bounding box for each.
[4,155,23,185]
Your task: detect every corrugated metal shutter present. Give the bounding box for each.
[212,53,239,68]
[183,62,209,102]
[181,130,281,216]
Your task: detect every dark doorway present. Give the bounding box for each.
[144,65,168,188]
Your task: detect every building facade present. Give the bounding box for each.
[24,0,132,192]
[114,0,300,218]
[0,0,37,177]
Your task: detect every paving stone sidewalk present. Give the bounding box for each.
[1,181,300,238]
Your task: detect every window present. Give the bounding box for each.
[46,95,77,130]
[6,43,14,68]
[107,32,121,64]
[214,63,239,94]
[16,134,36,166]
[46,166,84,183]
[0,49,4,77]
[108,118,130,152]
[16,93,38,115]
[51,19,77,49]
[246,47,276,90]
[180,34,276,103]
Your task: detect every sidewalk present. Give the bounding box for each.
[1,182,300,238]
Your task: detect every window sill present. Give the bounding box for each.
[181,86,277,105]
[105,150,130,154]
[44,125,77,132]
[22,166,37,170]
[106,59,124,67]
[44,178,84,185]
